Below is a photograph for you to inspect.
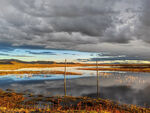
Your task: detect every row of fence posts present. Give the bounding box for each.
[63,59,100,98]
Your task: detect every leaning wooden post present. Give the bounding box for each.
[96,60,99,98]
[64,59,67,96]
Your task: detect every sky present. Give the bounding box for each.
[0,0,150,63]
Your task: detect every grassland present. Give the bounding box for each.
[0,61,90,70]
[0,61,83,75]
[1,61,150,76]
[0,89,149,113]
[1,61,150,70]
[0,70,82,75]
[78,66,150,73]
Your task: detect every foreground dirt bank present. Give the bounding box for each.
[0,89,149,113]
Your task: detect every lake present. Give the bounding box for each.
[0,66,150,107]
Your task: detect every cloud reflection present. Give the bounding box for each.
[0,75,149,107]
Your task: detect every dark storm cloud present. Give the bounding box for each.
[0,0,150,58]
[89,56,143,61]
[77,56,145,62]
[11,55,33,57]
[0,0,127,45]
[0,52,32,57]
[0,42,14,52]
[27,51,57,55]
[135,0,150,43]
[0,53,9,56]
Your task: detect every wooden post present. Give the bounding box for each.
[96,60,99,98]
[64,59,67,96]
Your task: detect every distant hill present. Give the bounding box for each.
[0,59,75,64]
[0,59,14,64]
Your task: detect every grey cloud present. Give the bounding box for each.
[0,0,119,45]
[11,0,116,17]
[0,0,150,58]
[135,0,150,43]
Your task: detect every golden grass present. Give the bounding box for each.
[78,67,150,73]
[0,61,90,70]
[0,89,149,113]
[1,61,150,75]
[0,70,82,75]
[1,61,150,73]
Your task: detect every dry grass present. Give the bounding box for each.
[1,61,150,73]
[0,61,90,70]
[78,67,150,73]
[0,89,149,113]
[0,70,82,76]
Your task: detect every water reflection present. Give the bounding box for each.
[0,74,83,82]
[84,85,150,107]
[0,67,150,107]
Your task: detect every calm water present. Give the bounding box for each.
[0,66,150,107]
